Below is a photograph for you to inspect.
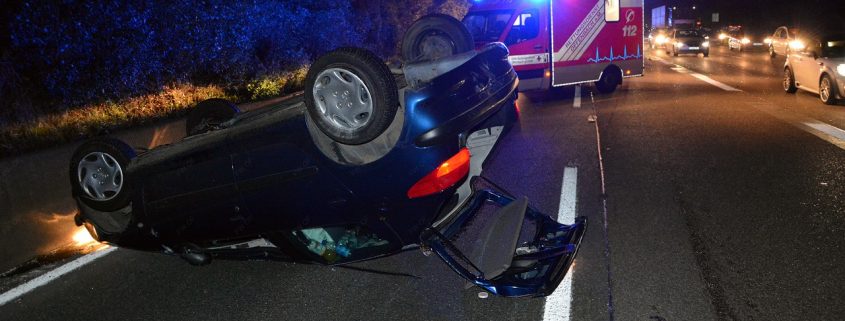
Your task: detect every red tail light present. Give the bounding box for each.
[407,148,471,199]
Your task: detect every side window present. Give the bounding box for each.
[605,0,620,22]
[504,9,540,45]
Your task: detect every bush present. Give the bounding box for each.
[0,0,470,154]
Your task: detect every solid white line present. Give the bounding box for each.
[0,247,117,306]
[543,166,578,321]
[573,86,582,108]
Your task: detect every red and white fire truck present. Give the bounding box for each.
[463,0,644,93]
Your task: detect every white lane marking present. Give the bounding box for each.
[543,166,578,321]
[688,73,743,92]
[749,101,845,150]
[656,58,743,92]
[804,122,845,142]
[0,247,117,306]
[573,86,582,108]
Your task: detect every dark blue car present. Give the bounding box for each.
[69,16,585,298]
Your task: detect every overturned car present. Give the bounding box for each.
[70,15,585,297]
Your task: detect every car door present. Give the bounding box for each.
[794,42,823,91]
[227,110,404,264]
[139,133,242,241]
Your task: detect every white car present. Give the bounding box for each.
[783,33,845,104]
[769,26,802,57]
[728,31,768,52]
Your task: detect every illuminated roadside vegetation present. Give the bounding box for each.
[0,1,468,157]
[0,68,308,155]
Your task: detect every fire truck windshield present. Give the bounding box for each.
[462,10,514,43]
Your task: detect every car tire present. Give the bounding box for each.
[185,98,241,136]
[820,75,838,105]
[595,68,620,94]
[401,14,474,64]
[305,47,398,145]
[783,67,797,93]
[70,138,136,212]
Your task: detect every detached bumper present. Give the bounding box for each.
[423,179,586,297]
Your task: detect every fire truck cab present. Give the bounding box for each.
[463,0,644,93]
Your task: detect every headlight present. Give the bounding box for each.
[838,64,845,77]
[655,35,667,44]
[718,33,727,40]
[789,40,805,50]
[741,38,751,44]
[702,41,710,47]
[764,38,772,44]
[675,42,684,47]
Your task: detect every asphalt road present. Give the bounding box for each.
[1,45,844,320]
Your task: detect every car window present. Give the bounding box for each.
[605,0,620,22]
[677,30,701,37]
[505,9,540,45]
[822,39,845,58]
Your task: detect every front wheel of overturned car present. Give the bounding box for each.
[305,47,399,145]
[401,14,474,64]
[185,98,241,137]
[70,138,136,212]
[783,67,797,93]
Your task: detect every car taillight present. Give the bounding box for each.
[407,148,471,199]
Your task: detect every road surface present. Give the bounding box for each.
[1,45,844,321]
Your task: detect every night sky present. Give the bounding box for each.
[645,0,845,34]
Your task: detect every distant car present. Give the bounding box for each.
[669,29,710,57]
[69,16,586,298]
[783,33,845,104]
[728,31,769,52]
[769,26,803,57]
[649,27,671,49]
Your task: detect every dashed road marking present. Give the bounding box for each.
[749,101,845,150]
[543,166,578,321]
[654,57,742,92]
[0,247,117,306]
[573,85,582,108]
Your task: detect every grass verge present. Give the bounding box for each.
[0,67,308,158]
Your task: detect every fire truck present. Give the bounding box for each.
[463,0,644,93]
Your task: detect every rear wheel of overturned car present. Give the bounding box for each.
[70,138,136,212]
[401,14,474,64]
[820,75,837,105]
[185,98,241,137]
[305,47,398,145]
[783,67,797,93]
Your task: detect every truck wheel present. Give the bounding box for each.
[820,75,838,105]
[70,138,136,212]
[305,47,398,145]
[402,14,474,63]
[186,98,240,136]
[783,67,797,93]
[595,68,620,94]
